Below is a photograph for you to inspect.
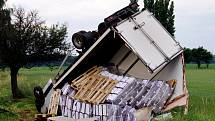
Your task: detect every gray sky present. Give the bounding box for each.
[7,0,215,54]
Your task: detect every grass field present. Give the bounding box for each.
[170,64,215,121]
[0,67,57,121]
[0,64,215,121]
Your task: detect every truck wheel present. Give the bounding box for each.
[72,32,86,49]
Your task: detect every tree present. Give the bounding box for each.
[184,47,214,69]
[191,47,213,69]
[202,51,213,69]
[166,1,175,36]
[0,1,4,66]
[0,0,5,9]
[184,48,192,64]
[0,6,69,98]
[144,0,154,13]
[192,47,203,69]
[143,0,175,36]
[0,2,13,67]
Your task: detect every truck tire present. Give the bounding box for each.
[34,86,45,112]
[72,32,86,49]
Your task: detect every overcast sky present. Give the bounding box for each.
[6,0,215,54]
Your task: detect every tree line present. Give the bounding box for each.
[0,0,69,98]
[184,47,214,69]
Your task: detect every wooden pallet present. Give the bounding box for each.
[73,75,117,104]
[89,78,117,104]
[70,66,118,104]
[35,89,61,121]
[71,66,102,89]
[48,89,61,115]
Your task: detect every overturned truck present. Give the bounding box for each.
[34,3,188,121]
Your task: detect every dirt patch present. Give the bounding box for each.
[19,110,34,121]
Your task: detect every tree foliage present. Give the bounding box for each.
[184,48,192,64]
[144,0,154,13]
[192,48,204,68]
[0,6,69,98]
[0,0,5,9]
[202,51,213,68]
[184,47,214,69]
[0,0,11,67]
[143,0,175,36]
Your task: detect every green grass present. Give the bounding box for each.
[169,68,215,121]
[186,64,215,69]
[1,64,215,120]
[0,67,57,121]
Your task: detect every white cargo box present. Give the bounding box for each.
[115,10,183,71]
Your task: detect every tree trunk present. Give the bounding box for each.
[10,66,22,99]
[197,61,201,69]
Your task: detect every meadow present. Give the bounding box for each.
[0,64,215,121]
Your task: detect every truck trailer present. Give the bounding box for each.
[34,2,188,121]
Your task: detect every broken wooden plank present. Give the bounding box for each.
[48,89,61,115]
